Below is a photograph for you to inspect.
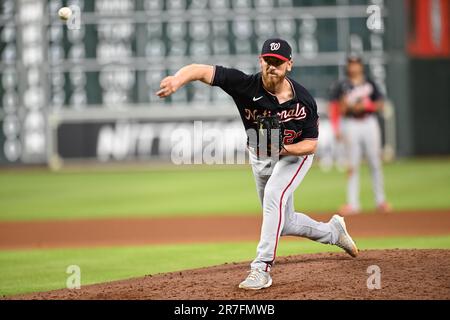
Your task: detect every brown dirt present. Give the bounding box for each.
[8,249,450,300]
[1,210,450,250]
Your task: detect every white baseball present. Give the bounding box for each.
[58,7,72,21]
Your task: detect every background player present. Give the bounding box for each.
[330,55,391,215]
[157,39,358,290]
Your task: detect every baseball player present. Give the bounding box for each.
[330,55,391,215]
[157,39,358,290]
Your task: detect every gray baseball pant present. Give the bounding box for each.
[248,149,338,272]
[342,115,386,210]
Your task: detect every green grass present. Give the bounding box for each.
[0,159,449,221]
[1,235,449,296]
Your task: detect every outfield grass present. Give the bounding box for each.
[1,235,449,296]
[0,159,449,221]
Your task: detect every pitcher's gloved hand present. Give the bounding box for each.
[256,115,285,158]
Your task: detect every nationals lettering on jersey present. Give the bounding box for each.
[211,66,319,147]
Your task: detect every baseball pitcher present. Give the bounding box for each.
[157,39,358,290]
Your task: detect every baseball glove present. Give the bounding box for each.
[256,114,285,158]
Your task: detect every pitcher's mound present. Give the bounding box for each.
[11,249,450,300]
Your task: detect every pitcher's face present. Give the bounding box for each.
[260,56,292,84]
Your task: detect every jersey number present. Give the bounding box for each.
[283,130,302,145]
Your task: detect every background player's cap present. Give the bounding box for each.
[347,53,363,64]
[260,38,292,62]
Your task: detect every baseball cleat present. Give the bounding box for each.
[376,202,392,213]
[238,268,272,290]
[331,214,359,258]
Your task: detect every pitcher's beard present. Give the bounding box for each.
[263,72,284,88]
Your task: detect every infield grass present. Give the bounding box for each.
[1,235,450,297]
[0,159,449,221]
